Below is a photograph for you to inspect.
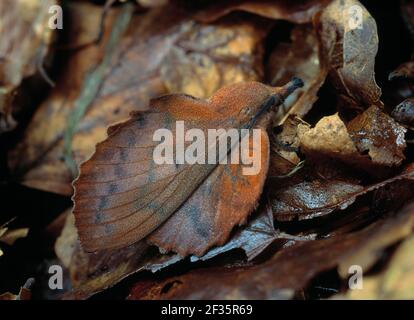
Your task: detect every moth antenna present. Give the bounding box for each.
[277,77,304,99]
[246,77,304,128]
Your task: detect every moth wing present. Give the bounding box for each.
[73,95,222,252]
[148,129,270,256]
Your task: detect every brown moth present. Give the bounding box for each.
[73,78,303,256]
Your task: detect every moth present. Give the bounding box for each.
[73,78,303,256]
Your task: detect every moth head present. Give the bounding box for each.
[209,78,304,127]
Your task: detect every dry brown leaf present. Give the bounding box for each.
[127,200,414,300]
[0,220,29,257]
[191,205,280,263]
[270,163,414,221]
[391,98,414,128]
[389,61,414,81]
[59,203,303,299]
[347,105,407,167]
[299,111,406,170]
[299,113,360,158]
[0,0,56,132]
[314,0,382,110]
[136,0,168,8]
[271,179,363,221]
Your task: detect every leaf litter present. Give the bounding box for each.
[2,0,414,300]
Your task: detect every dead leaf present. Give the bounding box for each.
[314,0,382,110]
[299,110,407,170]
[0,228,29,246]
[271,179,363,221]
[391,98,414,128]
[137,0,168,8]
[0,0,55,132]
[299,113,362,160]
[191,205,282,262]
[271,163,414,221]
[347,105,407,166]
[389,61,414,81]
[127,200,414,300]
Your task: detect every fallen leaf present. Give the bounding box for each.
[347,105,407,167]
[271,179,363,221]
[270,163,414,221]
[0,220,29,256]
[127,200,414,300]
[191,205,282,262]
[0,0,55,132]
[298,113,370,168]
[389,61,414,81]
[298,111,407,170]
[391,98,414,128]
[137,0,168,8]
[314,0,382,111]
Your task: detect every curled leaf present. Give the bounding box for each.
[347,105,407,166]
[0,0,56,132]
[391,98,414,128]
[314,0,382,109]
